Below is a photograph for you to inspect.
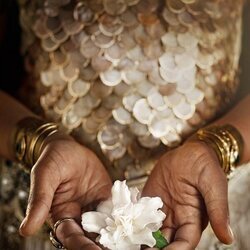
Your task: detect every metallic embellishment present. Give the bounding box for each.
[49,218,76,249]
[196,125,244,178]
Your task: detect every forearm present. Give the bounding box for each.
[0,91,38,160]
[213,94,250,163]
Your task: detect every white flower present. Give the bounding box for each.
[81,180,166,250]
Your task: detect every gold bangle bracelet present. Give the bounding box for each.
[13,117,60,169]
[13,118,45,162]
[27,124,56,165]
[33,128,59,163]
[196,124,244,178]
[200,130,230,173]
[30,124,58,163]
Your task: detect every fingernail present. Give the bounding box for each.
[19,217,28,235]
[20,217,27,228]
[162,233,170,243]
[228,225,234,242]
[227,224,234,244]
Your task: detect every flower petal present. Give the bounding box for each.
[137,197,165,221]
[138,197,164,210]
[99,229,115,249]
[125,246,140,250]
[97,198,113,216]
[134,209,166,231]
[81,181,166,250]
[146,220,164,232]
[99,229,136,250]
[129,187,140,203]
[117,243,140,250]
[131,203,144,218]
[112,180,131,207]
[130,228,156,247]
[133,197,165,229]
[81,212,108,233]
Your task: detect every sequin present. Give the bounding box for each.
[18,0,243,182]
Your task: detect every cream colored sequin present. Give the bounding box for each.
[19,0,243,181]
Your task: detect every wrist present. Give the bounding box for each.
[183,139,220,164]
[40,132,74,153]
[189,124,244,179]
[12,116,69,170]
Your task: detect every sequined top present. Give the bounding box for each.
[18,0,243,184]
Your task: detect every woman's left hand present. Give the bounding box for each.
[142,141,234,250]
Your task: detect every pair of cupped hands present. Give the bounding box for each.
[19,136,234,250]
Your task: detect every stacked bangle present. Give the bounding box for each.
[196,124,244,178]
[13,117,60,169]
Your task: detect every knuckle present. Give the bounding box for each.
[83,148,99,162]
[186,141,216,166]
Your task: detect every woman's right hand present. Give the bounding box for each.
[19,136,112,250]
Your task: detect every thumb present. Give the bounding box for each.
[198,165,234,244]
[19,157,60,236]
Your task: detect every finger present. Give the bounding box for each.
[56,219,101,250]
[51,202,101,250]
[163,223,202,250]
[143,176,176,243]
[162,227,175,243]
[19,155,60,236]
[198,166,233,244]
[141,165,163,198]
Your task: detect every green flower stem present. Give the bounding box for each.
[153,230,169,249]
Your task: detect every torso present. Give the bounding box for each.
[18,0,243,183]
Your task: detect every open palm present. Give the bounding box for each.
[19,137,112,250]
[143,141,234,250]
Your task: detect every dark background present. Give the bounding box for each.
[0,0,23,96]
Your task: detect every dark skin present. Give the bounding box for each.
[20,138,112,250]
[0,92,248,250]
[0,91,112,250]
[144,95,250,250]
[144,141,230,250]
